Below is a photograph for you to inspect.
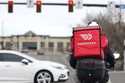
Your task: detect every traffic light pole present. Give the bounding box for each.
[0,2,121,8]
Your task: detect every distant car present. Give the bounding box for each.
[0,50,69,83]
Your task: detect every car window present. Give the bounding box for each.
[0,54,4,61]
[0,53,25,62]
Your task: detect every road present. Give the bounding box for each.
[29,53,124,83]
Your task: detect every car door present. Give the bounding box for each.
[0,53,8,81]
[0,53,33,82]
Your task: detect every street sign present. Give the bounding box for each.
[75,0,83,9]
[120,4,125,13]
[120,4,125,9]
[107,1,116,9]
[27,0,34,8]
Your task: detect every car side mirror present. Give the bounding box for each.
[21,59,29,65]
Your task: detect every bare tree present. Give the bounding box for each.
[84,13,125,70]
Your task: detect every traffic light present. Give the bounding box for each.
[36,0,42,13]
[8,0,13,13]
[68,0,74,12]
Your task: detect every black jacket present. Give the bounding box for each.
[103,46,115,68]
[69,54,77,69]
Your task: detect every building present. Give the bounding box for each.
[0,31,71,55]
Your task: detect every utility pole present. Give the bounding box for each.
[120,0,125,71]
[119,0,121,28]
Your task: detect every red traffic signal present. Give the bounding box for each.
[8,0,13,13]
[68,0,73,12]
[36,0,42,13]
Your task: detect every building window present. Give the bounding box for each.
[5,42,12,50]
[41,42,45,48]
[48,42,54,51]
[57,42,64,52]
[66,42,70,51]
[23,42,37,50]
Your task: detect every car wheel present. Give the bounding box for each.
[34,70,53,83]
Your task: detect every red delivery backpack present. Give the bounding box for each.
[72,26,107,59]
[101,34,108,49]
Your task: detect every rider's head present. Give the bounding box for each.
[88,21,99,26]
[88,21,106,36]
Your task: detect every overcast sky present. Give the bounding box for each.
[0,0,125,36]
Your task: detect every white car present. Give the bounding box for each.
[0,50,69,83]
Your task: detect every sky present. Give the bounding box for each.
[0,0,125,37]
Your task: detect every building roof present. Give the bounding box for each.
[0,30,71,38]
[24,30,36,36]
